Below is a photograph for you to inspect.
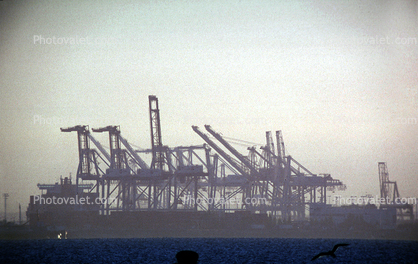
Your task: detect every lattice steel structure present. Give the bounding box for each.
[377,162,413,222]
[378,162,400,202]
[60,96,346,222]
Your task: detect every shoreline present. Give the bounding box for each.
[1,227,417,241]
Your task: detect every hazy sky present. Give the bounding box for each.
[0,0,417,217]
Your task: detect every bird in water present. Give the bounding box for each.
[311,243,349,261]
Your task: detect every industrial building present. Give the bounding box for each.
[310,203,397,229]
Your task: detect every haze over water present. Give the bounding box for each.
[0,1,417,225]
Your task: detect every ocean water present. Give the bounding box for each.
[0,238,417,264]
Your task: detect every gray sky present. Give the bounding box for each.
[0,0,417,217]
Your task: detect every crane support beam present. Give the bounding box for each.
[60,125,91,176]
[379,162,390,199]
[378,162,400,202]
[149,95,165,170]
[276,130,286,166]
[92,126,125,169]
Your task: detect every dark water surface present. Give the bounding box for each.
[1,238,417,264]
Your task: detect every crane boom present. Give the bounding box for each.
[119,135,149,169]
[87,134,111,162]
[192,126,249,178]
[204,125,259,176]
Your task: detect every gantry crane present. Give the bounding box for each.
[191,125,345,221]
[378,162,400,202]
[378,162,413,222]
[58,96,347,224]
[60,125,108,194]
